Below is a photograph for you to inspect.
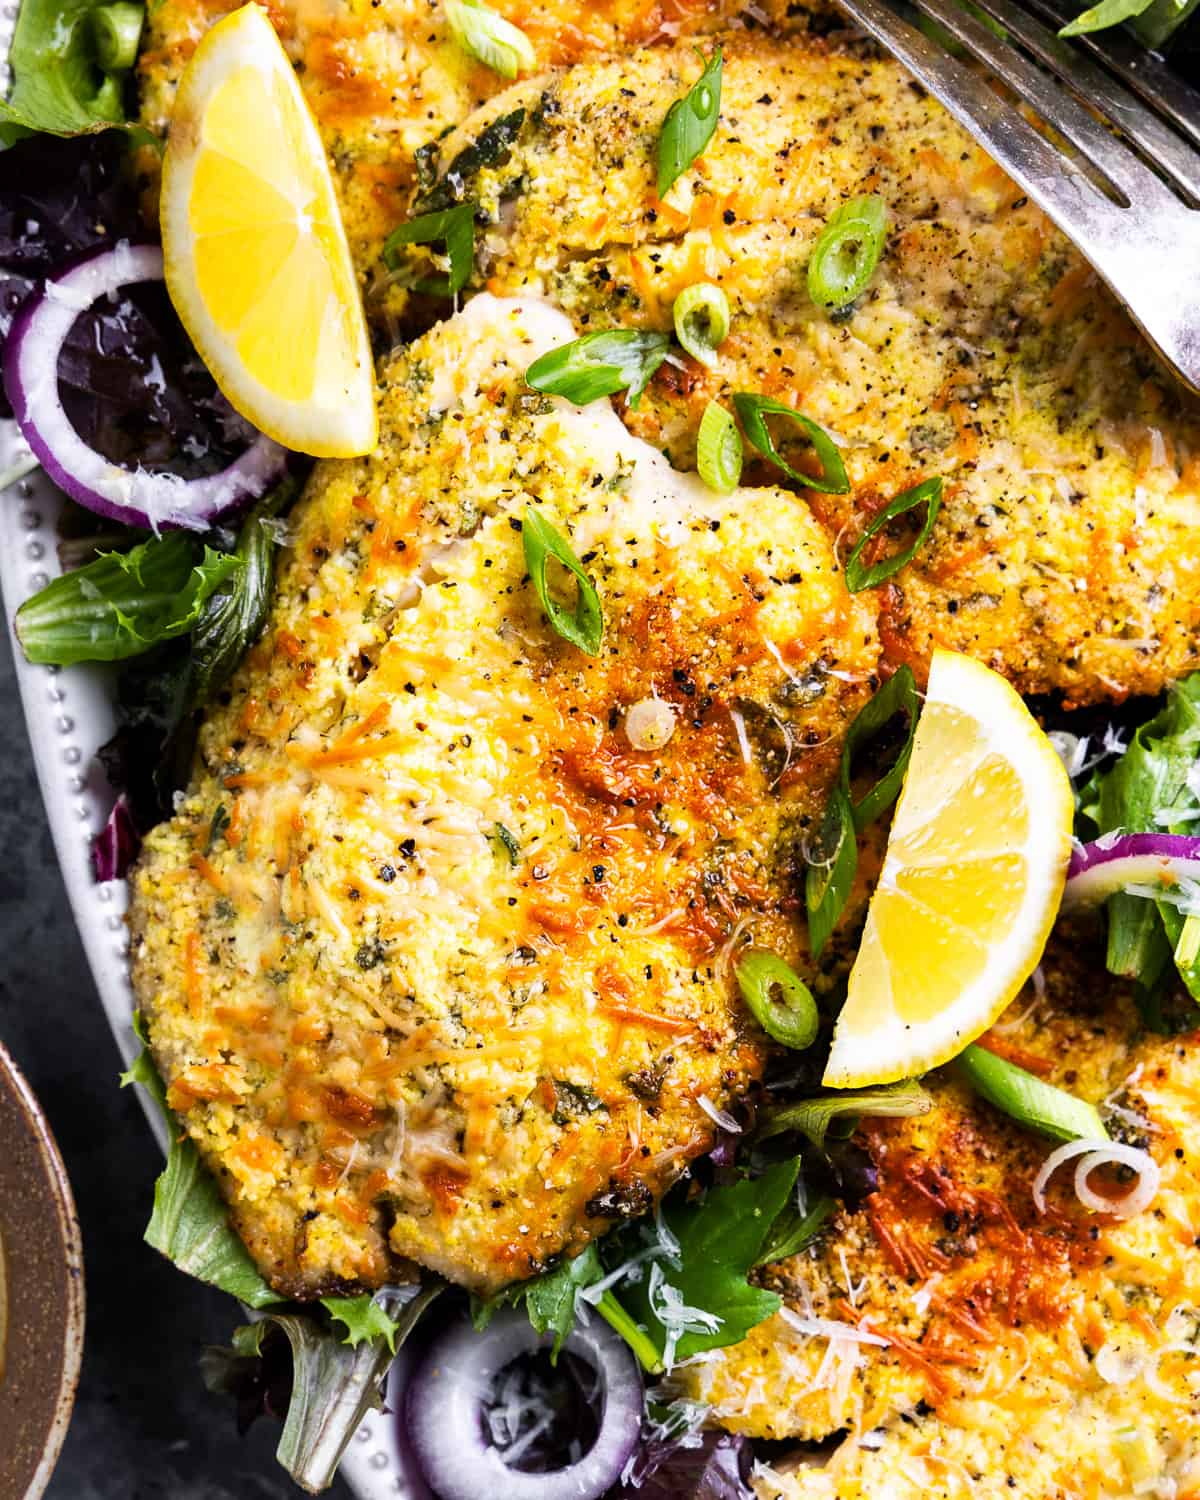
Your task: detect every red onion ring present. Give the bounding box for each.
[3,242,287,530]
[405,1308,642,1500]
[1032,1137,1160,1219]
[1061,833,1200,910]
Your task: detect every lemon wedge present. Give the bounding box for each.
[160,3,376,457]
[823,650,1073,1088]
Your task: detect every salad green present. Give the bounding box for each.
[0,0,153,143]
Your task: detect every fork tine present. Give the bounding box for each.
[964,0,1200,204]
[833,0,1127,235]
[1023,0,1200,154]
[909,0,1180,208]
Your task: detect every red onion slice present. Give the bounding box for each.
[3,242,287,530]
[1062,833,1200,910]
[405,1307,642,1500]
[1032,1137,1160,1219]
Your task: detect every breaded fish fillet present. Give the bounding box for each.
[129,293,878,1296]
[136,0,807,283]
[671,934,1200,1498]
[415,36,1200,701]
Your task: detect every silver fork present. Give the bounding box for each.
[833,0,1200,393]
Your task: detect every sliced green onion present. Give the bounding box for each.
[673,283,730,367]
[804,783,857,958]
[89,2,145,72]
[755,1193,836,1267]
[525,329,671,409]
[807,195,888,314]
[956,1044,1108,1142]
[489,822,521,865]
[521,506,603,655]
[803,667,918,954]
[1106,890,1168,981]
[734,951,818,1050]
[844,478,942,594]
[382,201,476,295]
[757,1080,932,1151]
[1058,0,1152,34]
[657,47,723,200]
[843,664,918,832]
[731,393,848,495]
[444,0,536,77]
[696,400,742,494]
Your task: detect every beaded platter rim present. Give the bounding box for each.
[0,5,408,1491]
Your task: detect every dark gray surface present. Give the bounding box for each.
[0,626,354,1499]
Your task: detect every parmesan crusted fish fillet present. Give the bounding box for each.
[420,36,1200,702]
[129,293,878,1297]
[671,935,1200,1499]
[135,0,810,285]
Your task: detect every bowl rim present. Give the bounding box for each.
[0,1038,86,1500]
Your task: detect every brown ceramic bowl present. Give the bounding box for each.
[0,1041,84,1500]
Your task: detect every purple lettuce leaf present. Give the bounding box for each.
[91,791,141,882]
[611,1431,755,1500]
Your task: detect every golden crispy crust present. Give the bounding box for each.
[675,935,1200,1497]
[434,39,1200,702]
[129,10,1200,1487]
[129,293,878,1296]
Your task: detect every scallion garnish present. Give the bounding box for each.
[382,201,476,295]
[731,392,849,494]
[804,784,858,960]
[521,506,604,655]
[657,46,723,200]
[489,822,521,865]
[92,2,144,72]
[806,194,888,314]
[956,1043,1109,1142]
[844,477,943,593]
[734,951,819,1050]
[757,1079,932,1151]
[804,666,919,953]
[673,283,730,366]
[842,665,919,831]
[444,0,535,77]
[525,329,671,409]
[696,400,742,494]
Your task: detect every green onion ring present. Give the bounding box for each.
[696,401,742,494]
[807,195,888,314]
[90,2,144,72]
[735,951,819,1050]
[673,283,730,367]
[844,477,943,593]
[521,505,604,655]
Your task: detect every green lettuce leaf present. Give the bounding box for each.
[756,1079,932,1151]
[621,1160,800,1365]
[1084,675,1200,1004]
[319,1293,403,1354]
[755,1193,836,1267]
[187,475,302,708]
[16,533,241,666]
[205,1285,441,1494]
[475,1241,663,1372]
[0,0,157,144]
[120,1018,281,1309]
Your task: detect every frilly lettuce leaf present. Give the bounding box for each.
[0,0,158,146]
